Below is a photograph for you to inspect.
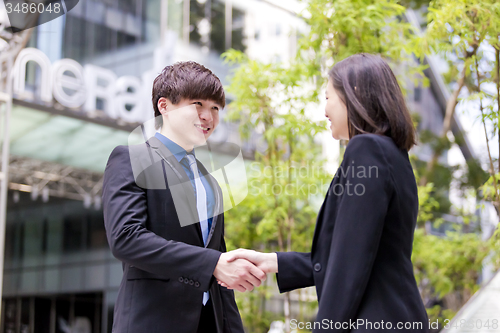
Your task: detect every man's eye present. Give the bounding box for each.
[194,102,202,106]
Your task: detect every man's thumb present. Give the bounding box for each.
[225,254,237,262]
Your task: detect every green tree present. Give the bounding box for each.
[221,0,500,332]
[407,0,500,326]
[298,0,426,90]
[222,50,330,332]
[419,0,500,193]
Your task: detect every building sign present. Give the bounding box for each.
[11,42,175,124]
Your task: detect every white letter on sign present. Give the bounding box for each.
[12,48,53,103]
[52,59,86,108]
[84,64,117,118]
[115,76,143,123]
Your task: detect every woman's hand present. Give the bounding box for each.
[217,249,278,289]
[213,253,266,292]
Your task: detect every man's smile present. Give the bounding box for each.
[194,124,210,134]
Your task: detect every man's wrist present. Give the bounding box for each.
[213,252,225,278]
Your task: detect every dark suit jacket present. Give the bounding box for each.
[276,134,429,332]
[102,136,244,333]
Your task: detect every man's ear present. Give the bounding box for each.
[157,97,170,115]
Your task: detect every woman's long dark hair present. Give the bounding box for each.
[328,53,416,151]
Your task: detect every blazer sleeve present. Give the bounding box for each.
[315,135,393,329]
[276,252,315,293]
[218,219,245,333]
[102,145,221,292]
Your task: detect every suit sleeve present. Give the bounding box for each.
[218,218,245,333]
[315,135,393,330]
[276,252,314,293]
[102,145,221,292]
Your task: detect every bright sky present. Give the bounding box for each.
[448,88,499,169]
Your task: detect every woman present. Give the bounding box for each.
[222,53,429,332]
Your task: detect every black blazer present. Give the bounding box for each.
[276,134,429,332]
[102,136,244,333]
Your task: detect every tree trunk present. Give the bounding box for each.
[419,67,467,186]
[496,42,500,212]
[284,293,291,333]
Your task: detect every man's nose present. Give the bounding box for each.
[199,108,213,122]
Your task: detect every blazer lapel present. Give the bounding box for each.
[147,137,204,242]
[311,155,349,254]
[198,162,223,247]
[311,196,327,255]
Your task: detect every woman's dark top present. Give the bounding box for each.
[276,133,429,332]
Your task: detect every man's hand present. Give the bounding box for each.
[217,249,278,290]
[228,249,278,273]
[213,252,267,292]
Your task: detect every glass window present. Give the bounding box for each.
[117,30,138,48]
[45,215,63,265]
[210,0,225,53]
[58,0,160,64]
[187,1,246,53]
[166,0,183,38]
[119,0,137,14]
[62,15,90,61]
[142,0,159,45]
[20,298,30,333]
[231,6,245,52]
[189,0,243,54]
[63,215,86,252]
[34,297,52,333]
[105,290,118,333]
[74,293,102,332]
[56,296,71,333]
[4,216,23,269]
[189,0,205,46]
[87,211,107,249]
[3,298,17,333]
[23,217,44,267]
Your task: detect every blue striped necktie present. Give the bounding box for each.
[185,154,210,305]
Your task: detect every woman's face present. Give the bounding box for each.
[325,79,349,140]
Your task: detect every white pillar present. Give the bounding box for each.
[0,54,13,323]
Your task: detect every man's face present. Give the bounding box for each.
[158,97,221,148]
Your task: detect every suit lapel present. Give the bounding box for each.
[197,162,223,247]
[147,137,204,243]
[311,196,327,255]
[311,157,348,254]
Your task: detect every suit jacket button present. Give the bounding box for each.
[178,277,184,283]
[184,279,189,284]
[314,263,321,272]
[194,282,200,288]
[189,280,194,285]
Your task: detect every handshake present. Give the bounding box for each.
[213,249,278,292]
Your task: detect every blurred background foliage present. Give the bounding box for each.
[221,0,500,332]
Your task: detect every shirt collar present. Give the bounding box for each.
[154,132,196,163]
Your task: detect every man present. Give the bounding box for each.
[102,61,265,333]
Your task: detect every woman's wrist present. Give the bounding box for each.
[265,253,278,273]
